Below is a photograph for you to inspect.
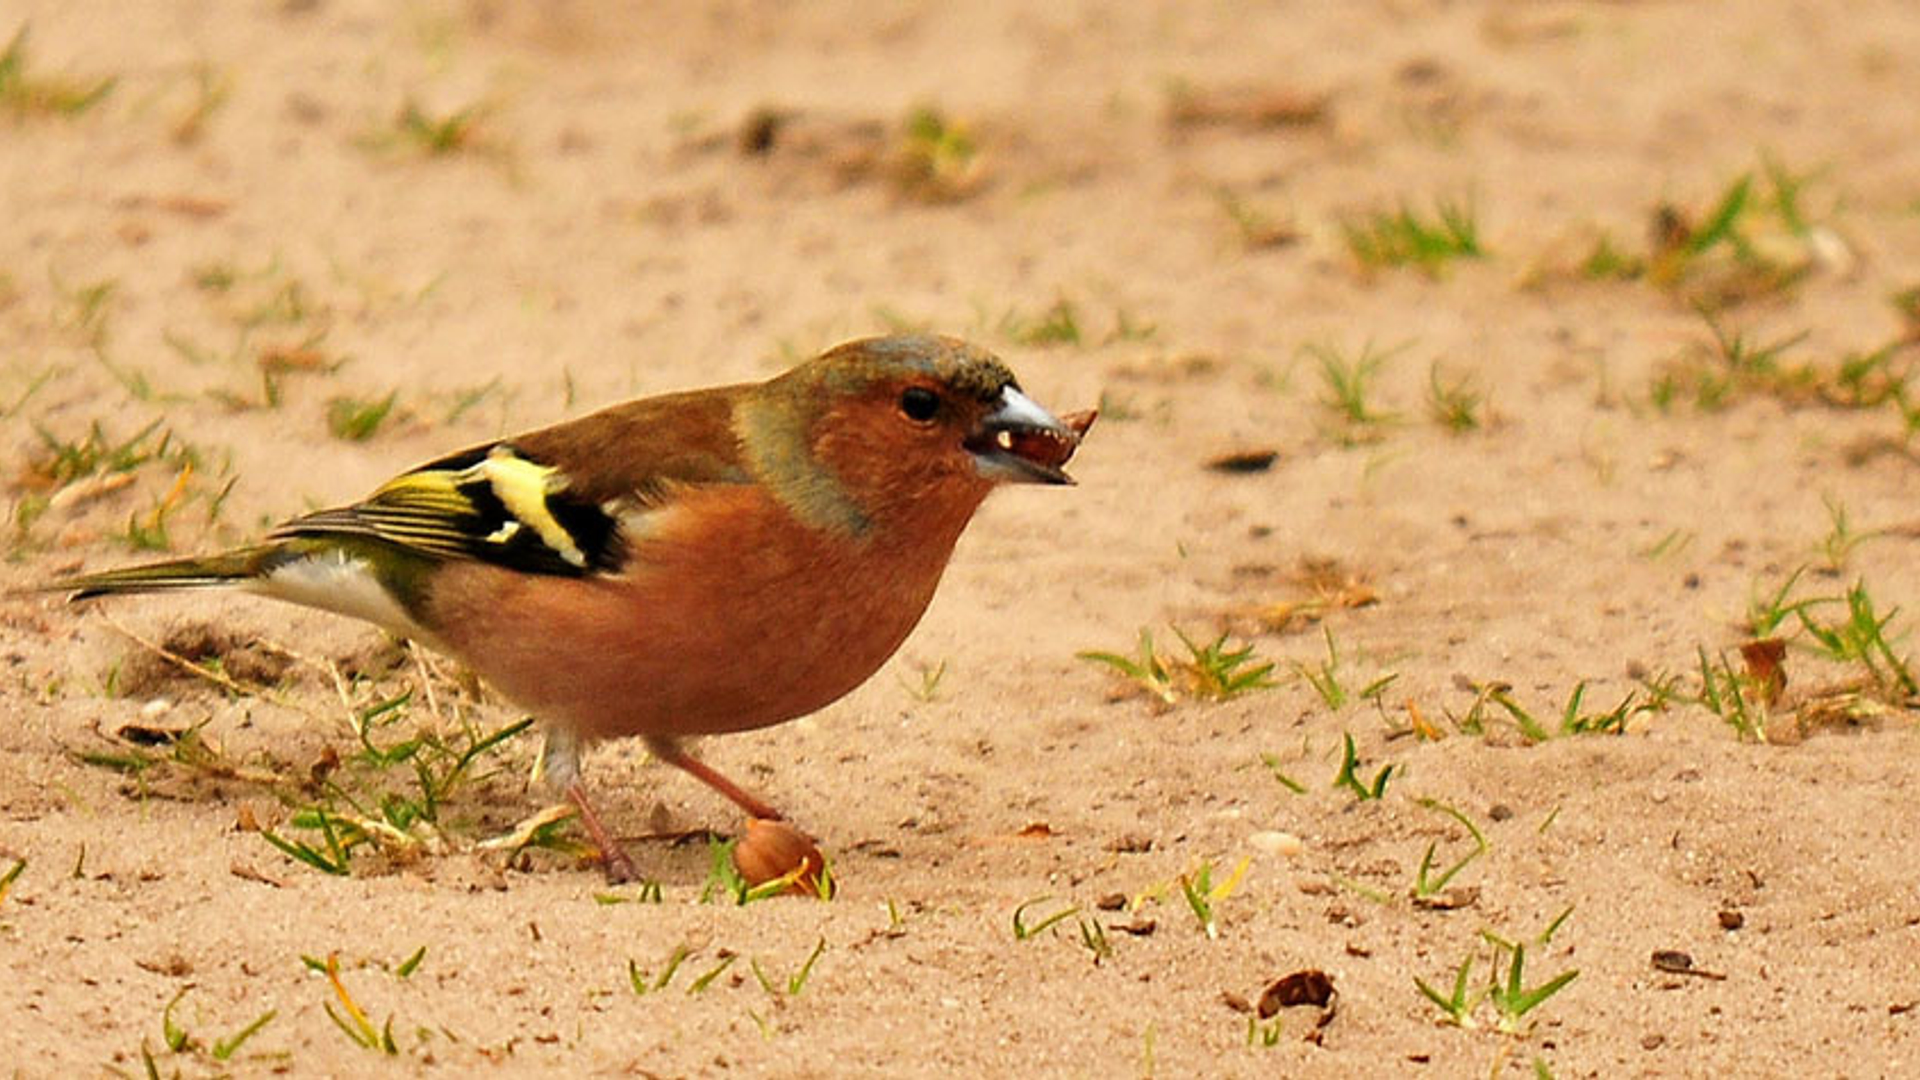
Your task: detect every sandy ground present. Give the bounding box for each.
[4,1,1920,1076]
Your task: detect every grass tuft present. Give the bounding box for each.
[999,298,1083,347]
[1412,800,1487,899]
[1012,896,1080,940]
[0,858,23,904]
[396,100,482,155]
[327,392,399,441]
[1331,732,1394,801]
[895,106,985,201]
[0,26,116,117]
[1216,187,1299,249]
[1178,856,1250,939]
[322,953,398,1054]
[1296,627,1399,710]
[1342,197,1484,276]
[1417,913,1579,1034]
[751,937,827,996]
[1426,361,1489,432]
[1079,627,1277,704]
[259,699,537,875]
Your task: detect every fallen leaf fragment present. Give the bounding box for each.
[114,722,188,746]
[46,472,136,511]
[1739,638,1787,704]
[1258,969,1336,1018]
[1205,448,1280,474]
[1406,700,1445,741]
[1167,84,1330,130]
[229,862,285,888]
[1650,949,1727,980]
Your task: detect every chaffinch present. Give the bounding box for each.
[54,334,1092,881]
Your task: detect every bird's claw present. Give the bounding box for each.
[599,846,641,885]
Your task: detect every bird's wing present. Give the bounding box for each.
[272,386,750,578]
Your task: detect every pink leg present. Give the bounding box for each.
[645,736,784,821]
[566,780,639,884]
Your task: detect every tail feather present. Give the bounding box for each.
[48,539,433,643]
[54,545,284,601]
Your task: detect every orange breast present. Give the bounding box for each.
[422,484,977,740]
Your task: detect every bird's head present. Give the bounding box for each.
[745,335,1092,536]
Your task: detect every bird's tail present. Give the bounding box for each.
[52,544,283,601]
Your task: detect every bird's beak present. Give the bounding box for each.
[965,386,1095,485]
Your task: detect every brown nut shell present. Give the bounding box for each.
[732,819,826,895]
[1006,407,1097,472]
[1060,408,1098,441]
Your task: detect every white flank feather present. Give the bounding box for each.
[253,548,432,642]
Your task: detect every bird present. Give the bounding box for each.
[50,333,1092,881]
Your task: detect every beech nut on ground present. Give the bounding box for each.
[733,818,827,895]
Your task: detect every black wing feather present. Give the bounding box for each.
[270,442,628,577]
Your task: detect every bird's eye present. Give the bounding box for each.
[899,386,940,422]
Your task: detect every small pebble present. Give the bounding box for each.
[1249,830,1304,857]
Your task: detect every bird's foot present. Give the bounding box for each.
[565,780,640,884]
[600,849,641,885]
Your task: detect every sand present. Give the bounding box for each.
[4,1,1920,1075]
